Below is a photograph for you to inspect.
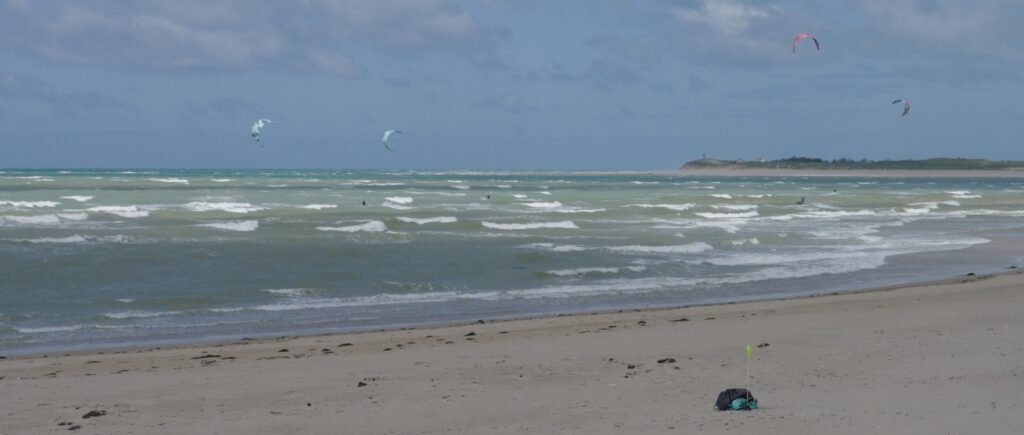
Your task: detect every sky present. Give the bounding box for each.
[1,0,1022,170]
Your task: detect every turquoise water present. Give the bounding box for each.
[2,169,1023,354]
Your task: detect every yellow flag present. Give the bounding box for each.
[746,345,752,357]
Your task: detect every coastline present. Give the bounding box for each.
[676,168,1024,178]
[3,268,1023,433]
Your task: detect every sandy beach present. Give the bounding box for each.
[2,270,1022,434]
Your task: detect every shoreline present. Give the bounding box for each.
[676,168,1024,178]
[3,265,1019,361]
[3,268,1022,433]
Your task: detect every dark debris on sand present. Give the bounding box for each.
[82,410,106,419]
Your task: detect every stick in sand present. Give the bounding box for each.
[745,345,752,400]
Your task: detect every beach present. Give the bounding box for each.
[3,270,1022,434]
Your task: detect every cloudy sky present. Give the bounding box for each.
[1,0,1022,169]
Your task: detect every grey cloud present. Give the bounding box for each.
[381,68,450,88]
[182,97,267,119]
[548,59,645,90]
[475,92,539,114]
[0,1,497,75]
[856,0,1024,62]
[584,34,662,64]
[0,70,131,116]
[688,75,711,91]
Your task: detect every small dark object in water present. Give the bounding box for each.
[278,349,288,353]
[657,358,676,364]
[966,272,976,276]
[486,195,491,200]
[637,320,647,325]
[715,388,758,411]
[67,425,81,431]
[627,364,636,369]
[82,410,106,419]
[192,354,220,359]
[795,197,805,205]
[58,422,72,426]
[464,332,476,337]
[357,381,367,387]
[1010,266,1018,269]
[307,402,312,407]
[757,342,769,348]
[476,320,486,324]
[672,317,689,322]
[361,201,366,206]
[338,343,353,347]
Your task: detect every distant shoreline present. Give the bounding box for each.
[676,168,1024,178]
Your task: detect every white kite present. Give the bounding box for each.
[382,129,402,152]
[251,119,272,145]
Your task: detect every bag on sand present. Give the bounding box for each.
[714,388,758,411]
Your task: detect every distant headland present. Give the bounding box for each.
[679,157,1024,178]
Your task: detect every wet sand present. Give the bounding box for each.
[2,270,1023,434]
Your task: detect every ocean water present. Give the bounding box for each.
[2,169,1023,354]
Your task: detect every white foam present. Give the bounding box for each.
[513,194,528,199]
[540,191,552,195]
[695,211,759,219]
[185,202,264,213]
[545,266,647,277]
[15,234,133,244]
[0,200,61,208]
[710,194,733,199]
[14,325,83,334]
[521,243,587,252]
[116,298,135,303]
[634,203,695,211]
[101,310,181,319]
[60,196,93,202]
[396,216,458,225]
[262,288,312,297]
[608,242,713,254]
[316,220,388,232]
[521,201,562,209]
[482,221,579,230]
[728,238,760,246]
[385,197,414,204]
[87,206,149,218]
[197,220,259,232]
[210,179,234,183]
[450,184,470,190]
[711,204,758,211]
[381,202,413,210]
[148,178,189,184]
[901,208,931,215]
[299,204,337,210]
[0,213,87,225]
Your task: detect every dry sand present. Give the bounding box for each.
[2,271,1023,434]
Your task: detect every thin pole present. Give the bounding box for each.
[745,345,752,400]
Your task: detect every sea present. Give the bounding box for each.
[2,169,1023,355]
